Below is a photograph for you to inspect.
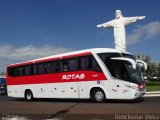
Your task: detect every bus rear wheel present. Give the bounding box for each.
[91,89,106,103]
[25,90,34,101]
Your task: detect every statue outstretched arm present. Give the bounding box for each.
[137,16,146,20]
[97,20,115,28]
[124,16,146,26]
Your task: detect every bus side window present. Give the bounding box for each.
[62,59,77,72]
[68,59,77,71]
[24,65,31,76]
[79,56,92,70]
[8,67,22,77]
[37,63,45,74]
[63,61,69,72]
[79,57,86,70]
[32,64,38,75]
[87,57,93,69]
[92,57,101,72]
[52,61,59,72]
[7,67,14,76]
[46,62,52,73]
[19,67,24,76]
[13,67,20,77]
[79,56,101,71]
[52,61,60,72]
[46,61,59,73]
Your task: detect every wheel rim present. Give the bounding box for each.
[27,93,32,100]
[95,91,104,101]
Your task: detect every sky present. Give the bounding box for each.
[0,0,160,72]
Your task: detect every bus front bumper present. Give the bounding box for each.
[134,90,145,99]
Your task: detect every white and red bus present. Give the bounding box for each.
[6,48,145,102]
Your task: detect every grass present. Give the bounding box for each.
[145,81,160,86]
[145,80,160,92]
[146,86,160,92]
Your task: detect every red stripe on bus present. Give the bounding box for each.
[8,52,92,67]
[34,57,60,64]
[62,52,92,59]
[7,71,107,85]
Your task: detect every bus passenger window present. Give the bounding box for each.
[63,63,69,71]
[13,67,19,77]
[24,65,31,76]
[79,57,86,70]
[45,62,60,73]
[68,59,77,71]
[38,63,45,74]
[79,56,100,71]
[32,64,37,75]
[7,67,14,76]
[79,56,92,70]
[46,62,52,73]
[19,67,24,76]
[87,57,92,69]
[51,62,59,72]
[92,58,101,72]
[62,59,77,72]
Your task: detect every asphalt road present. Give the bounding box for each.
[0,96,160,120]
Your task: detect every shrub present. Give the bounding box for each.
[145,81,160,86]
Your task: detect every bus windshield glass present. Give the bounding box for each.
[98,53,143,84]
[126,62,144,84]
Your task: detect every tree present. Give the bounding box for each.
[136,53,151,64]
[136,53,159,80]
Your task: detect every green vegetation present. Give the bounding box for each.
[146,86,160,92]
[146,81,160,86]
[136,54,160,80]
[146,81,160,92]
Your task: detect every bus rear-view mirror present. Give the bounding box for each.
[136,60,147,72]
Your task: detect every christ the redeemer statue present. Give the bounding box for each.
[97,10,145,51]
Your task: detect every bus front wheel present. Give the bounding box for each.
[25,90,34,101]
[91,89,106,103]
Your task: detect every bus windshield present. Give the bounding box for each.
[126,62,144,84]
[98,53,144,84]
[121,53,145,83]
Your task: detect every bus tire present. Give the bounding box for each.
[91,88,106,103]
[25,90,34,101]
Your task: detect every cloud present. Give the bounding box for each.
[0,44,73,72]
[127,21,160,45]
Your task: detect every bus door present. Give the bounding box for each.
[112,60,131,99]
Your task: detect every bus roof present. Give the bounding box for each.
[8,48,131,67]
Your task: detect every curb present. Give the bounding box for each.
[146,91,160,94]
[144,91,160,97]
